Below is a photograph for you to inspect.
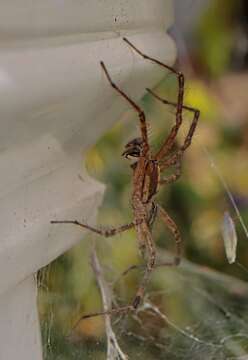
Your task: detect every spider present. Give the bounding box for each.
[51,38,200,322]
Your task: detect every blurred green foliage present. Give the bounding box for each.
[195,0,239,77]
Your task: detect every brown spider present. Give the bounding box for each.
[51,38,200,321]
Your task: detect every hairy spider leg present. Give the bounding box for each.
[159,160,182,185]
[71,305,133,331]
[100,61,149,156]
[51,221,141,326]
[114,205,182,280]
[132,220,156,307]
[123,37,184,160]
[147,88,200,162]
[156,205,181,265]
[51,220,139,325]
[71,221,156,327]
[159,151,181,171]
[51,220,135,237]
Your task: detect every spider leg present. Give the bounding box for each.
[156,205,182,266]
[159,151,182,171]
[72,305,133,329]
[131,221,156,308]
[123,37,184,159]
[159,159,182,185]
[147,89,200,160]
[51,220,135,237]
[52,221,136,324]
[100,61,149,155]
[70,221,156,326]
[115,207,182,280]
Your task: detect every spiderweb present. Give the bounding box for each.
[38,239,248,359]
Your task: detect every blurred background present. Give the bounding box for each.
[38,0,248,358]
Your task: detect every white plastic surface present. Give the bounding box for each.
[0,0,173,39]
[0,276,42,360]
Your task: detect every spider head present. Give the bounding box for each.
[122,137,143,159]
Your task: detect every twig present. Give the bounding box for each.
[91,247,129,360]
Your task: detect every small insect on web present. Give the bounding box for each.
[51,37,200,323]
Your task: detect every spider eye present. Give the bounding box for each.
[122,148,141,159]
[125,137,142,148]
[122,137,142,159]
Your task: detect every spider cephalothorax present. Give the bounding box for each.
[122,137,143,159]
[51,37,200,323]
